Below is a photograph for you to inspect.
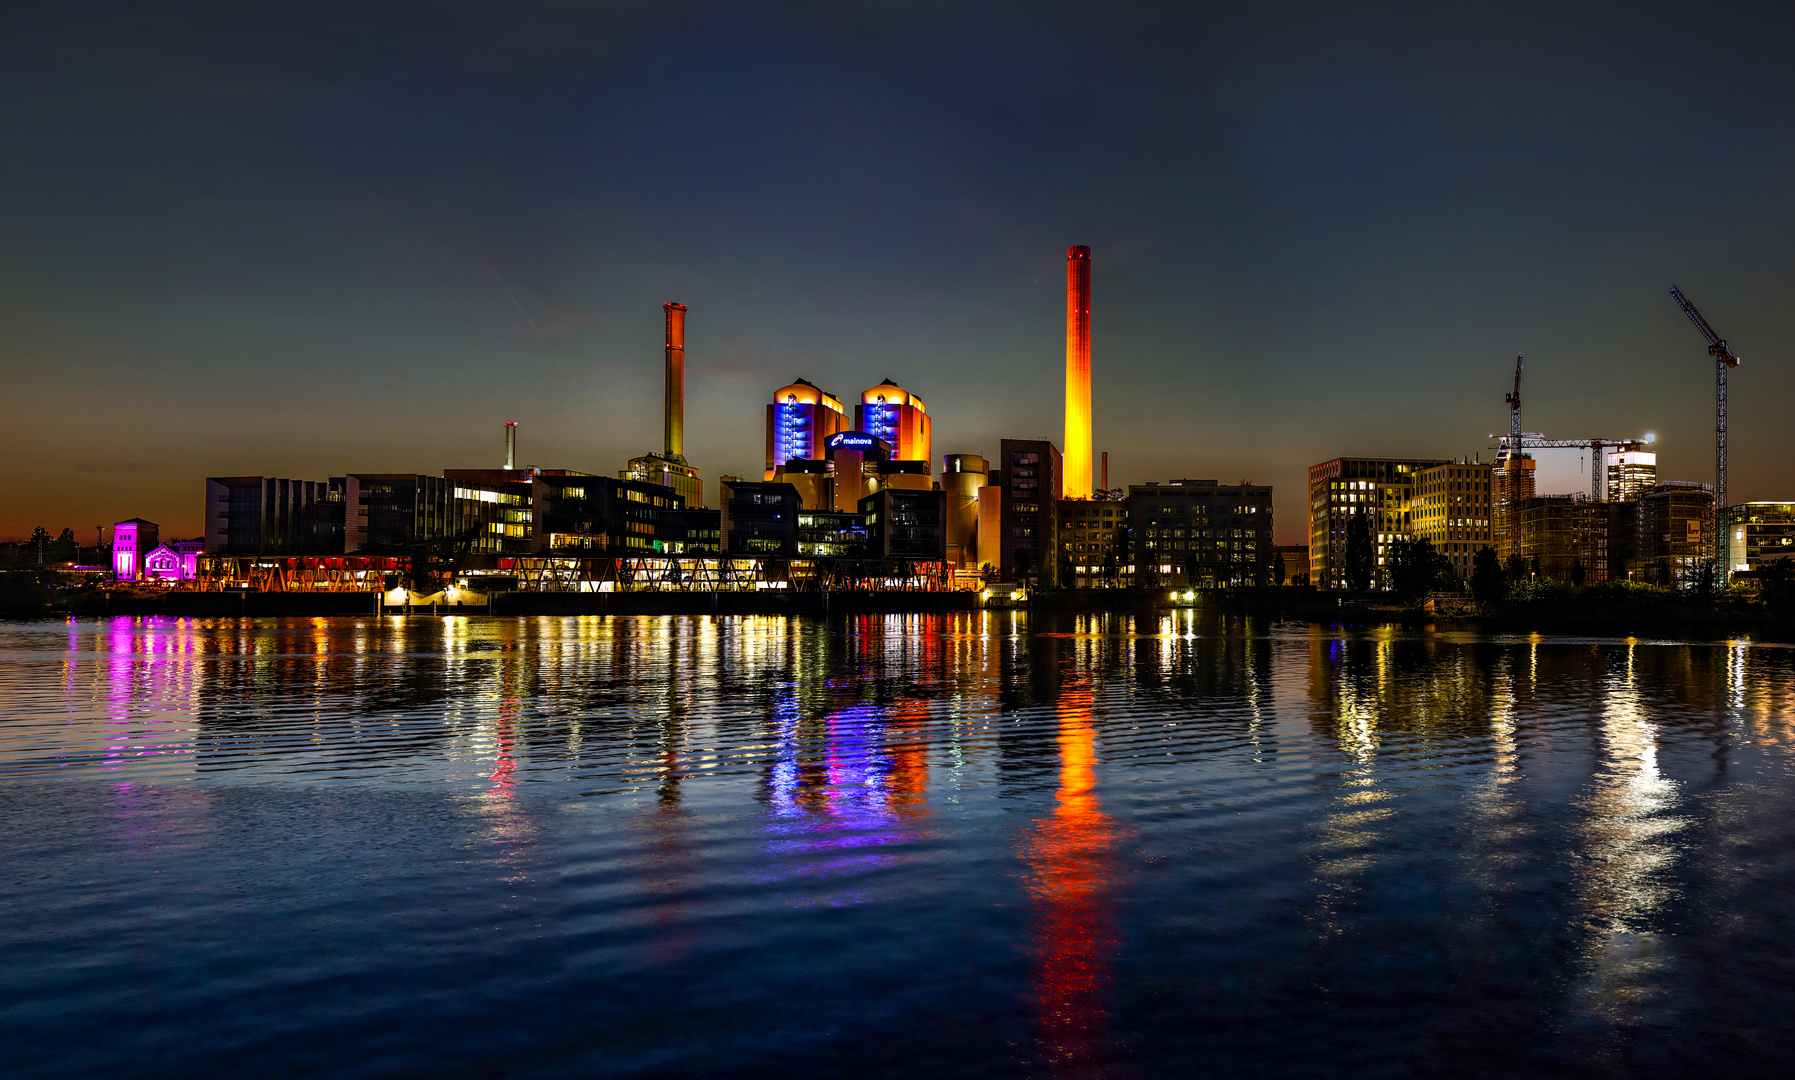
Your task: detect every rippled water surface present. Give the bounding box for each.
[6,612,1795,1077]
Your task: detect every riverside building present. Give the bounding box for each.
[1130,480,1274,588]
[1308,458,1445,590]
[1410,461,1494,581]
[998,439,1062,586]
[1724,503,1795,577]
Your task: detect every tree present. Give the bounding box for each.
[1058,551,1074,590]
[1345,509,1374,592]
[1504,553,1528,585]
[1694,558,1718,598]
[1273,548,1287,587]
[1387,536,1447,604]
[1012,547,1034,587]
[1570,558,1586,587]
[1759,558,1795,612]
[1470,546,1507,606]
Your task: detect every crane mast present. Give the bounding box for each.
[1669,286,1740,516]
[1504,354,1522,453]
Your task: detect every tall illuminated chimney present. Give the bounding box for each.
[664,302,687,460]
[504,421,517,470]
[1064,245,1092,499]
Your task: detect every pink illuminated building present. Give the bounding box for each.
[111,519,158,580]
[143,540,203,582]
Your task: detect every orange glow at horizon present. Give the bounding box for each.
[1064,245,1092,500]
[1018,685,1123,1073]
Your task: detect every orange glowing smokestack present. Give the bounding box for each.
[1064,246,1092,499]
[664,302,687,460]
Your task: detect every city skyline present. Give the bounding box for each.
[5,2,1795,544]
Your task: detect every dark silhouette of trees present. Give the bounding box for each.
[1470,547,1507,606]
[1387,536,1448,604]
[1345,509,1374,592]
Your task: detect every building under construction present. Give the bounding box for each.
[1513,496,1610,583]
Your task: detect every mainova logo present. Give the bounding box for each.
[829,432,878,449]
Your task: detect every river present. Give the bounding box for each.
[3,613,1793,1077]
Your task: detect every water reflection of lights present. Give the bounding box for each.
[1017,687,1124,1073]
[761,699,928,896]
[1567,648,1689,1028]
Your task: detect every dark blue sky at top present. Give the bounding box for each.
[2,1,1792,540]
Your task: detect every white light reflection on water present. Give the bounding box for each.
[1305,629,1397,940]
[1567,636,1690,1029]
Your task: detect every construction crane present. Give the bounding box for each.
[1486,434,1655,501]
[1503,353,1523,453]
[1669,286,1741,512]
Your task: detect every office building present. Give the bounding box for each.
[1058,498,1128,588]
[860,488,947,562]
[858,380,931,468]
[1411,461,1494,580]
[1605,450,1657,504]
[205,476,347,555]
[999,439,1062,586]
[941,454,988,569]
[765,379,847,479]
[345,474,535,555]
[721,479,802,555]
[1130,480,1274,588]
[666,507,723,554]
[444,468,688,554]
[1308,458,1444,590]
[1723,503,1795,577]
[797,509,869,558]
[112,518,158,579]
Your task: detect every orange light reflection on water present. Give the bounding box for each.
[1018,685,1125,1075]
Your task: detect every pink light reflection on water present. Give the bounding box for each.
[91,617,198,775]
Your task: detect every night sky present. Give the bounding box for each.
[4,2,1792,544]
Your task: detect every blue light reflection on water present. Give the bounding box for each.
[4,613,1795,1077]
